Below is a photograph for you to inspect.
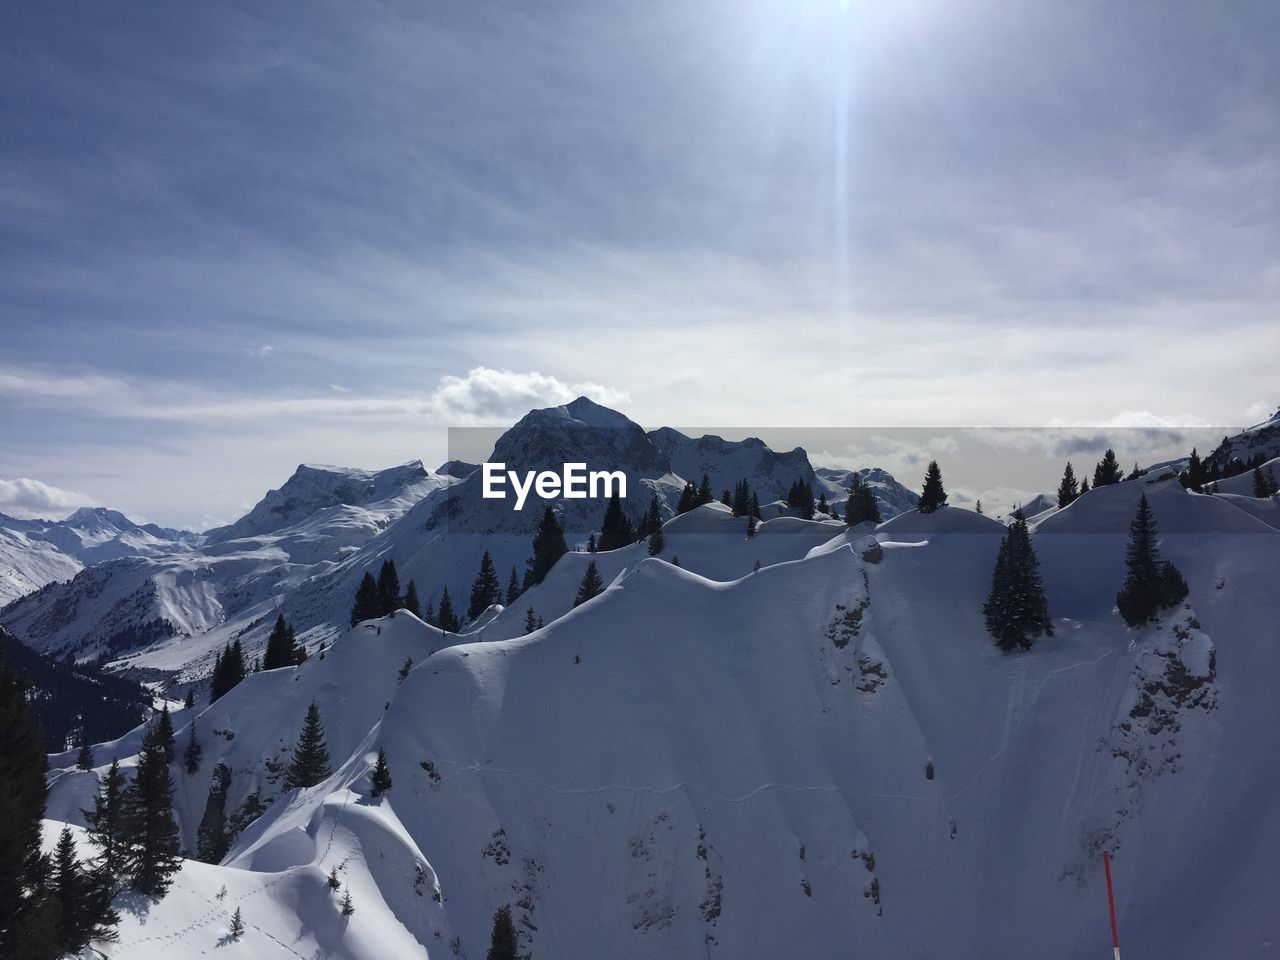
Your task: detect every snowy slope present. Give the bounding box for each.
[648,428,821,506]
[41,471,1280,959]
[813,466,919,519]
[0,525,83,605]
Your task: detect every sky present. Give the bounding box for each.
[1,0,1277,529]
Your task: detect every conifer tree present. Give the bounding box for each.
[351,571,381,626]
[436,587,461,633]
[377,559,401,616]
[1115,494,1188,626]
[183,718,202,774]
[122,738,182,898]
[487,904,518,960]
[648,521,665,556]
[817,492,829,515]
[598,492,636,551]
[697,474,713,506]
[340,889,355,917]
[76,729,93,770]
[586,532,598,553]
[1079,476,1090,495]
[845,474,882,525]
[643,496,663,540]
[196,763,232,864]
[983,509,1052,651]
[524,507,568,589]
[468,550,503,620]
[917,461,947,513]
[184,688,195,710]
[328,866,341,890]
[84,759,127,878]
[0,632,59,960]
[676,480,699,513]
[574,561,605,607]
[975,500,983,516]
[52,825,117,951]
[524,607,538,635]
[210,640,246,702]
[263,614,298,671]
[370,748,393,797]
[155,704,176,763]
[403,579,422,619]
[749,490,762,520]
[1093,448,1123,487]
[746,514,757,538]
[423,599,436,627]
[505,567,521,605]
[284,702,332,791]
[228,907,244,941]
[1183,448,1204,491]
[720,489,732,507]
[1253,467,1279,498]
[399,657,413,681]
[1056,462,1079,507]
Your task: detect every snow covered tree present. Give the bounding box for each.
[436,587,461,633]
[284,702,332,790]
[370,748,393,797]
[574,561,605,607]
[917,461,947,513]
[1093,448,1123,487]
[263,614,299,670]
[84,759,127,878]
[468,550,502,620]
[340,889,355,917]
[377,559,402,616]
[983,509,1052,652]
[1115,494,1188,627]
[351,571,380,626]
[598,491,636,551]
[487,904,518,960]
[183,717,203,774]
[228,906,244,941]
[76,729,93,770]
[524,507,568,589]
[505,567,521,605]
[122,736,182,898]
[524,607,538,634]
[0,632,59,960]
[1056,462,1079,507]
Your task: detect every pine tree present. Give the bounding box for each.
[524,507,568,589]
[598,492,636,551]
[52,825,117,951]
[0,631,59,960]
[524,607,538,635]
[155,703,176,763]
[975,500,983,516]
[403,579,422,618]
[122,738,182,898]
[468,550,503,620]
[229,906,244,941]
[1079,476,1090,495]
[817,492,829,515]
[1183,448,1204,491]
[76,728,93,770]
[436,587,461,633]
[574,561,605,607]
[398,657,413,681]
[1093,448,1123,487]
[183,718,203,774]
[377,559,402,616]
[327,866,341,890]
[1252,466,1269,498]
[263,614,298,671]
[370,748,393,797]
[697,474,713,507]
[644,496,663,540]
[1115,494,1188,627]
[340,889,355,917]
[1056,462,1079,507]
[211,640,247,702]
[587,532,598,553]
[487,904,518,960]
[423,599,436,627]
[845,474,882,525]
[351,571,381,626]
[917,461,947,513]
[505,567,521,605]
[648,521,665,556]
[184,688,195,710]
[196,763,232,864]
[983,510,1052,652]
[746,514,757,538]
[720,489,732,507]
[84,759,127,878]
[284,702,332,790]
[676,480,699,514]
[749,490,762,520]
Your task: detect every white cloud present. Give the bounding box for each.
[422,367,630,426]
[0,477,99,520]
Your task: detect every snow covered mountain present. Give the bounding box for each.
[813,466,920,518]
[41,471,1280,959]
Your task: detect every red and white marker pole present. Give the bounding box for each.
[1103,850,1121,960]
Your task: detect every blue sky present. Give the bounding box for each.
[1,0,1277,528]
